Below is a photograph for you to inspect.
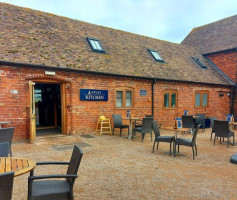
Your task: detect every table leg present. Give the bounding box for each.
[128,119,132,139]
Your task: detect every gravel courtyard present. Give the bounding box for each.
[12,128,237,200]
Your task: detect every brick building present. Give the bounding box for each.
[182,15,237,115]
[0,3,234,142]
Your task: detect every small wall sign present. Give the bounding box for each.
[140,90,147,96]
[80,89,108,101]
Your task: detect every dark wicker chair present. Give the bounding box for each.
[28,145,83,200]
[135,115,153,128]
[0,142,10,157]
[174,124,201,160]
[210,117,217,141]
[0,171,14,200]
[132,117,153,142]
[182,115,194,134]
[195,114,206,132]
[0,127,14,156]
[214,120,235,147]
[112,114,129,136]
[152,121,175,155]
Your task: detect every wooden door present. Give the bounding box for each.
[61,83,67,135]
[29,81,36,143]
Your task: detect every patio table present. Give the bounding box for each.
[0,157,36,177]
[123,117,141,139]
[162,127,190,139]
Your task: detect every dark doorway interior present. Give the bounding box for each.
[35,83,61,135]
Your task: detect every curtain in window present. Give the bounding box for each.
[164,93,169,107]
[195,93,201,106]
[202,93,208,106]
[171,93,176,107]
[126,91,132,107]
[116,91,123,107]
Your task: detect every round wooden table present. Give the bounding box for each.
[0,157,36,176]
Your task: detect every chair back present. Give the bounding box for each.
[195,114,205,123]
[226,114,234,124]
[67,145,83,185]
[145,115,153,118]
[210,117,217,130]
[112,114,122,127]
[0,128,14,156]
[0,142,9,157]
[152,121,160,137]
[182,115,193,129]
[0,171,14,200]
[214,120,229,137]
[192,124,201,146]
[141,117,153,133]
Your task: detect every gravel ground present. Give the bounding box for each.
[12,128,237,200]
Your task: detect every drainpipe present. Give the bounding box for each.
[152,79,157,116]
[231,86,235,114]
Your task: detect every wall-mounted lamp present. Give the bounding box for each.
[227,92,231,97]
[219,93,224,97]
[66,84,70,89]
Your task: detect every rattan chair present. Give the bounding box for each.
[152,121,175,155]
[0,127,14,156]
[112,114,129,136]
[174,124,201,160]
[182,115,194,134]
[28,145,83,200]
[214,120,235,147]
[0,171,14,200]
[0,142,10,157]
[209,117,217,141]
[132,117,153,142]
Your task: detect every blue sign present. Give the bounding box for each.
[80,89,108,101]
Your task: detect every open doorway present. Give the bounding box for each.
[34,83,62,136]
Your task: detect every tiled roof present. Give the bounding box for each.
[0,3,232,86]
[181,15,237,54]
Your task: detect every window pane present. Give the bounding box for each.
[202,93,208,106]
[171,93,176,107]
[90,40,97,50]
[164,93,169,107]
[126,91,132,107]
[195,93,201,107]
[95,41,102,50]
[116,91,123,107]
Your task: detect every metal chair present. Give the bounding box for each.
[0,142,10,157]
[152,121,175,155]
[0,171,14,200]
[174,124,201,160]
[132,117,153,142]
[214,120,235,147]
[209,117,217,141]
[112,114,129,136]
[28,145,83,200]
[0,127,14,156]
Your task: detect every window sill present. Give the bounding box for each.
[115,107,135,110]
[163,107,177,110]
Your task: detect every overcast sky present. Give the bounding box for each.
[1,0,237,43]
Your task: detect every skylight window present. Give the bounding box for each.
[148,49,164,62]
[86,37,105,53]
[192,57,207,69]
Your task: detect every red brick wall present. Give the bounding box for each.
[0,66,231,141]
[207,50,237,116]
[207,50,237,83]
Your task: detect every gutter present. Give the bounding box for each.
[0,60,233,88]
[152,79,157,116]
